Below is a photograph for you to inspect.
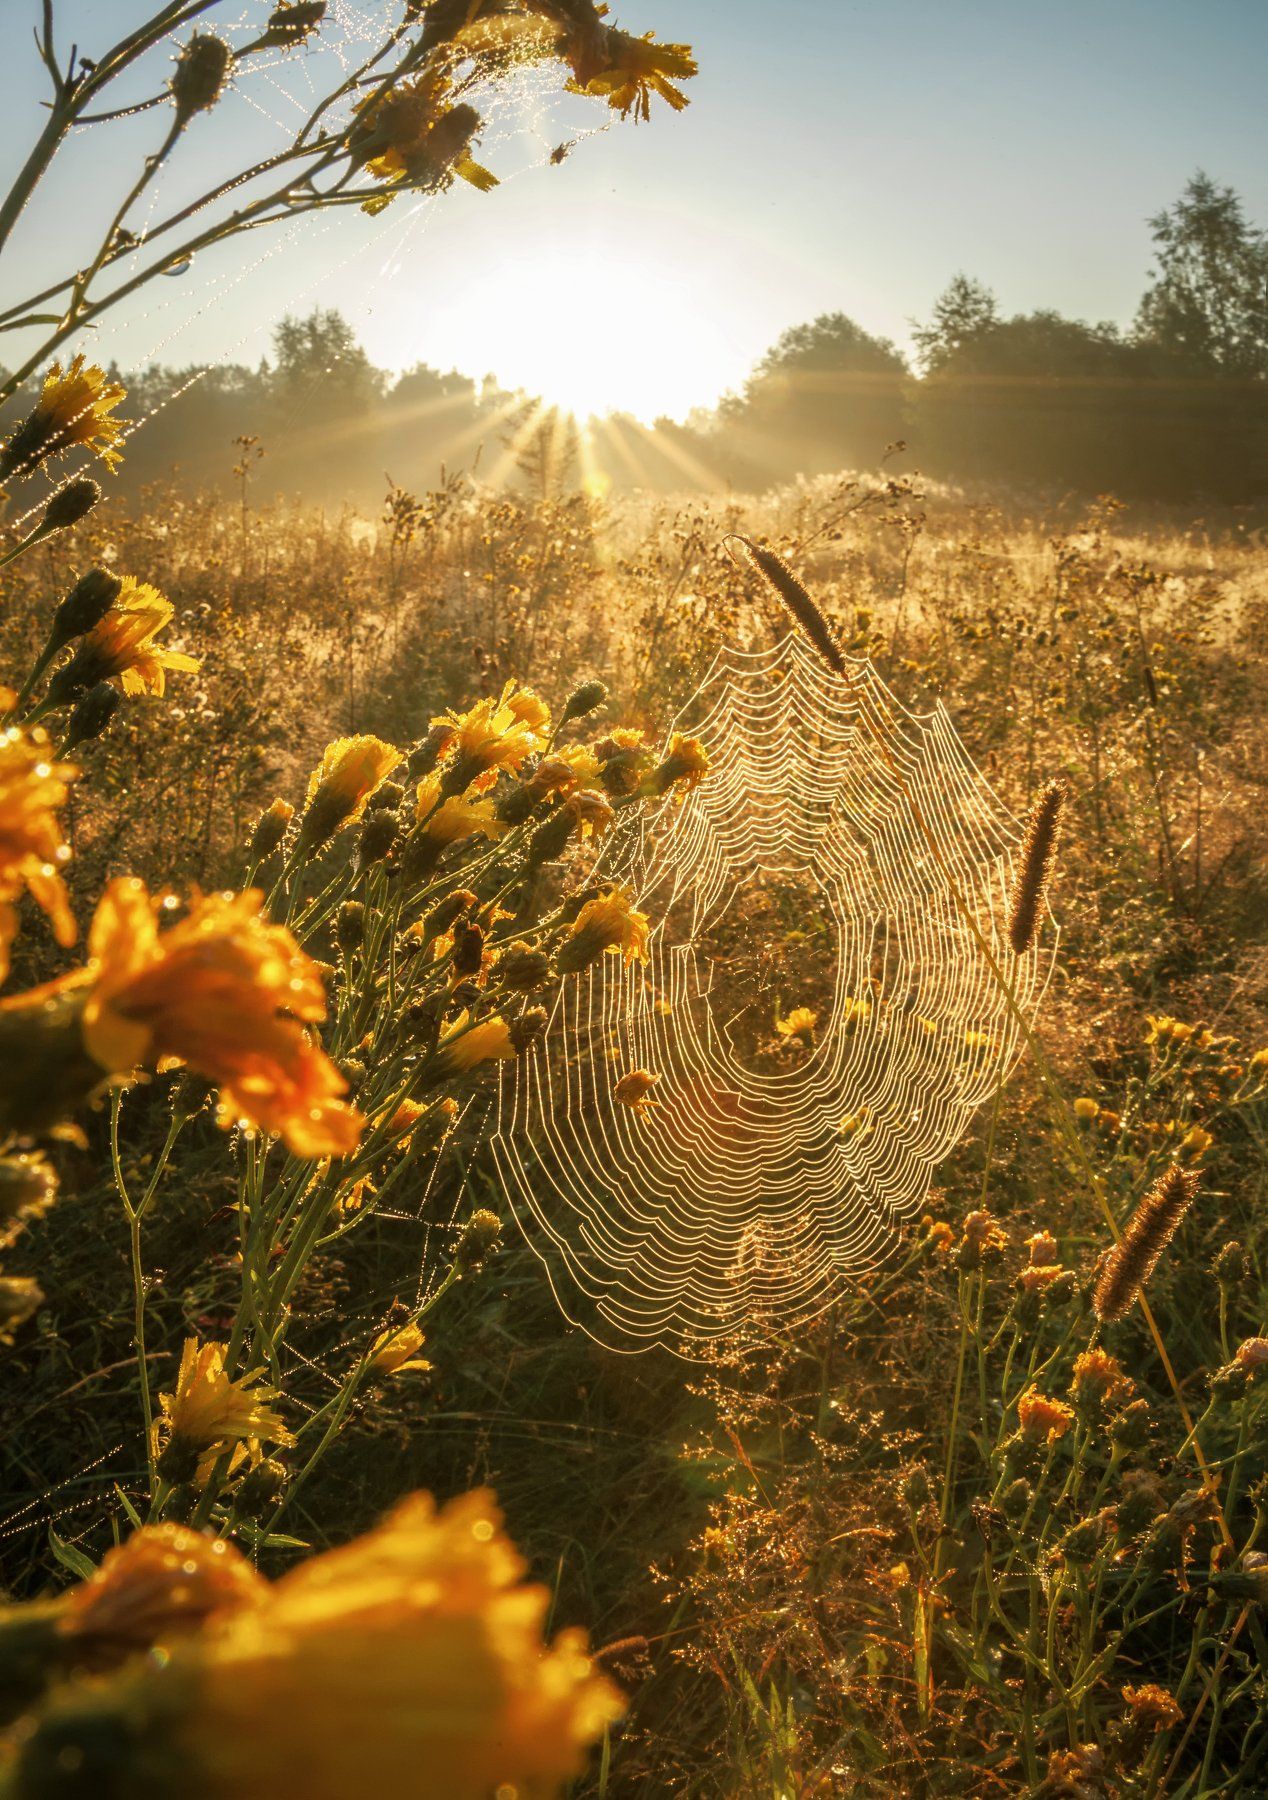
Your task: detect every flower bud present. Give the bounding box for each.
[1213,1240,1246,1286]
[1001,1477,1033,1519]
[561,679,608,723]
[259,1,326,48]
[246,798,293,861]
[508,1007,548,1054]
[61,682,121,752]
[171,31,232,123]
[499,945,551,992]
[336,901,366,954]
[52,569,122,647]
[357,808,399,871]
[39,478,100,537]
[407,724,456,780]
[454,1208,501,1272]
[421,889,478,941]
[367,780,405,813]
[528,808,574,867]
[234,1457,288,1517]
[451,919,484,977]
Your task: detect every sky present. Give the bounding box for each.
[1,1,1267,421]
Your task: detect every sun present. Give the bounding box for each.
[379,209,755,423]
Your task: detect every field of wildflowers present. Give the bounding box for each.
[2,6,1267,1798]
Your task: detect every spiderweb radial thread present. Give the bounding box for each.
[493,634,1057,1353]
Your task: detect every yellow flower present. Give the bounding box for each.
[1070,1349,1128,1406]
[354,73,498,200]
[1073,1097,1099,1122]
[775,1006,817,1042]
[433,1009,517,1077]
[842,994,872,1028]
[568,29,697,121]
[649,733,710,794]
[60,1524,267,1659]
[1250,1048,1268,1071]
[564,787,615,839]
[414,775,506,846]
[500,681,552,736]
[0,354,129,477]
[0,726,77,985]
[1017,1389,1075,1443]
[55,578,200,698]
[557,886,650,973]
[164,1490,623,1800]
[1181,1124,1213,1155]
[614,1069,659,1114]
[1145,1015,1193,1046]
[432,685,550,790]
[368,1320,432,1376]
[1026,1230,1061,1266]
[80,878,362,1158]
[159,1338,294,1464]
[299,735,399,850]
[555,743,605,790]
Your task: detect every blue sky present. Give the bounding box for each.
[1,1,1266,417]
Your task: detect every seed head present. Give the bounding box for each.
[734,536,846,675]
[1007,779,1065,954]
[171,32,232,123]
[40,477,101,536]
[1093,1165,1199,1324]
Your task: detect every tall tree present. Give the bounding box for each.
[911,275,1000,374]
[1134,173,1268,377]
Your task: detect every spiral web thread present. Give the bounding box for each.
[493,635,1056,1353]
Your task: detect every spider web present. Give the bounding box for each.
[493,634,1057,1354]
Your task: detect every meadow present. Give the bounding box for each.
[2,457,1266,1796]
[2,4,1267,1796]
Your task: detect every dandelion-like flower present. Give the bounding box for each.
[297,735,399,852]
[158,1339,294,1475]
[1017,1388,1075,1443]
[568,28,697,121]
[414,775,506,846]
[368,1320,431,1376]
[432,682,552,792]
[53,578,201,699]
[557,886,650,973]
[0,726,76,985]
[80,878,362,1157]
[432,1010,517,1078]
[0,355,128,479]
[60,1524,266,1659]
[119,1491,622,1800]
[774,1006,817,1042]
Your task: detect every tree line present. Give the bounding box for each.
[4,173,1265,506]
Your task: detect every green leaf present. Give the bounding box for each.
[48,1527,96,1582]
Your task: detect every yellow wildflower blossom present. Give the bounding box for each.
[0,726,77,984]
[54,578,200,699]
[414,774,506,845]
[557,886,649,973]
[0,354,128,477]
[60,1524,266,1659]
[568,29,697,121]
[80,878,362,1158]
[775,1006,817,1042]
[298,735,399,851]
[1017,1389,1075,1443]
[432,684,550,790]
[368,1320,432,1376]
[169,1490,623,1800]
[159,1338,294,1463]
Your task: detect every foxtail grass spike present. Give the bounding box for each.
[1007,779,1066,953]
[733,537,846,675]
[1093,1164,1200,1324]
